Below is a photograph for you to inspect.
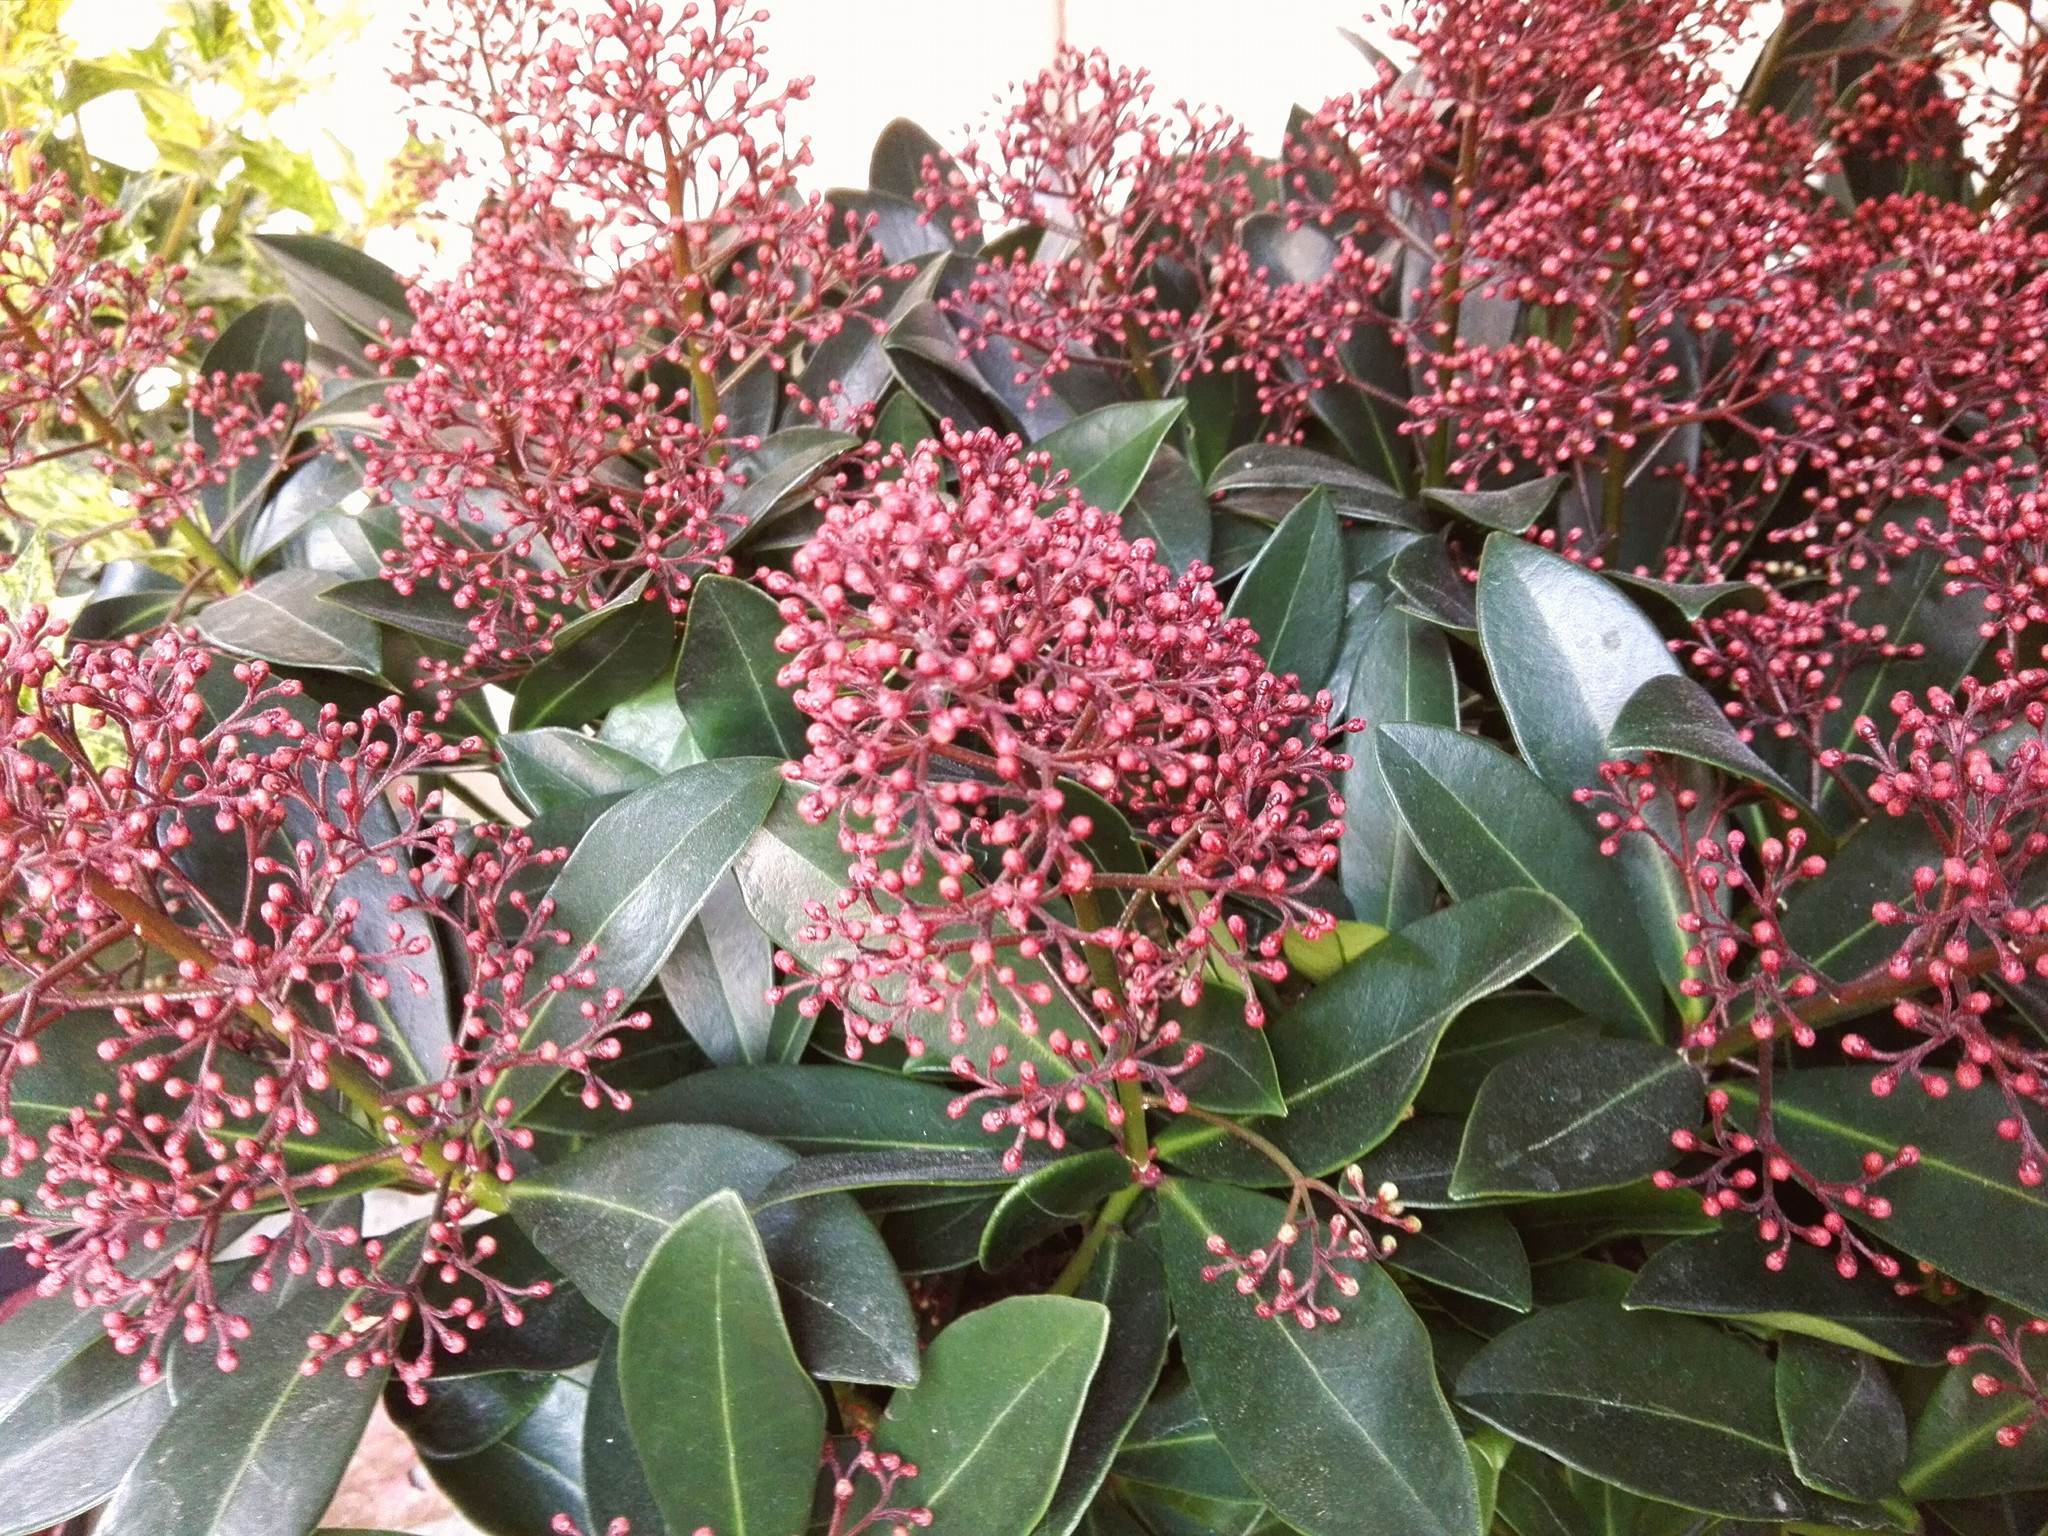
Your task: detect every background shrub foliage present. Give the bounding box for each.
[8,1,2048,1534]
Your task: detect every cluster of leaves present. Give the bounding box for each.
[11,2,2048,1536]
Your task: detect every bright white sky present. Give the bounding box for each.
[63,0,1384,271]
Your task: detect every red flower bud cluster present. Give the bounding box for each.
[764,426,1355,1167]
[361,0,899,696]
[0,608,635,1391]
[1200,1163,1416,1330]
[922,46,1258,402]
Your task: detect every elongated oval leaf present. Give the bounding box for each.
[1342,606,1456,930]
[1386,1206,1534,1312]
[420,1375,590,1536]
[1122,445,1212,575]
[979,1148,1133,1271]
[1475,534,1678,796]
[196,569,382,675]
[507,1122,918,1386]
[1160,1177,1482,1536]
[1224,487,1346,693]
[1377,723,1666,1036]
[1036,400,1186,514]
[1776,1335,1908,1502]
[583,1336,665,1536]
[1032,1233,1172,1536]
[868,1294,1109,1536]
[1267,887,1580,1175]
[673,574,808,760]
[1456,1300,1846,1522]
[1607,673,1809,811]
[511,757,781,1106]
[619,1191,825,1536]
[511,593,675,731]
[193,298,305,557]
[496,728,657,818]
[1423,476,1564,534]
[618,1063,996,1152]
[1625,1226,1961,1365]
[1451,1037,1700,1198]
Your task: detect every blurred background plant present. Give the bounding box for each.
[0,0,435,618]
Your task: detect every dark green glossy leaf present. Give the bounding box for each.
[1474,535,1697,1005]
[884,301,1018,435]
[318,576,476,648]
[0,1334,170,1536]
[1607,572,1769,624]
[870,117,955,200]
[882,1194,1001,1275]
[1776,1334,1908,1502]
[1476,527,1676,800]
[1112,1376,1259,1504]
[1267,887,1579,1175]
[657,871,775,1067]
[583,1336,664,1536]
[511,592,675,731]
[1451,1038,1700,1198]
[1205,442,1419,528]
[253,233,410,353]
[421,1375,589,1536]
[1223,487,1345,692]
[1904,1321,2048,1500]
[496,728,658,818]
[69,561,185,643]
[1350,1114,1466,1207]
[1511,1184,1719,1263]
[1341,606,1456,931]
[868,1295,1110,1536]
[1607,673,1809,811]
[511,757,781,1106]
[389,1370,553,1461]
[674,574,808,760]
[192,298,305,557]
[618,1063,993,1151]
[1493,1447,1599,1536]
[1037,400,1186,515]
[0,1291,111,1421]
[1388,1207,1534,1312]
[99,1207,422,1536]
[1377,725,1665,1036]
[1625,1226,1962,1364]
[1727,1069,2048,1316]
[508,1122,919,1386]
[1929,1490,2048,1536]
[620,1191,825,1536]
[1160,1178,1482,1536]
[1456,1300,1845,1521]
[196,568,382,675]
[1123,445,1211,575]
[756,1147,1026,1206]
[724,429,861,540]
[1423,476,1565,534]
[1034,1234,1173,1536]
[1416,993,1594,1119]
[1388,533,1477,631]
[980,1148,1132,1271]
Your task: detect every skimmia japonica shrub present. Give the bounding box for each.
[12,1,2048,1534]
